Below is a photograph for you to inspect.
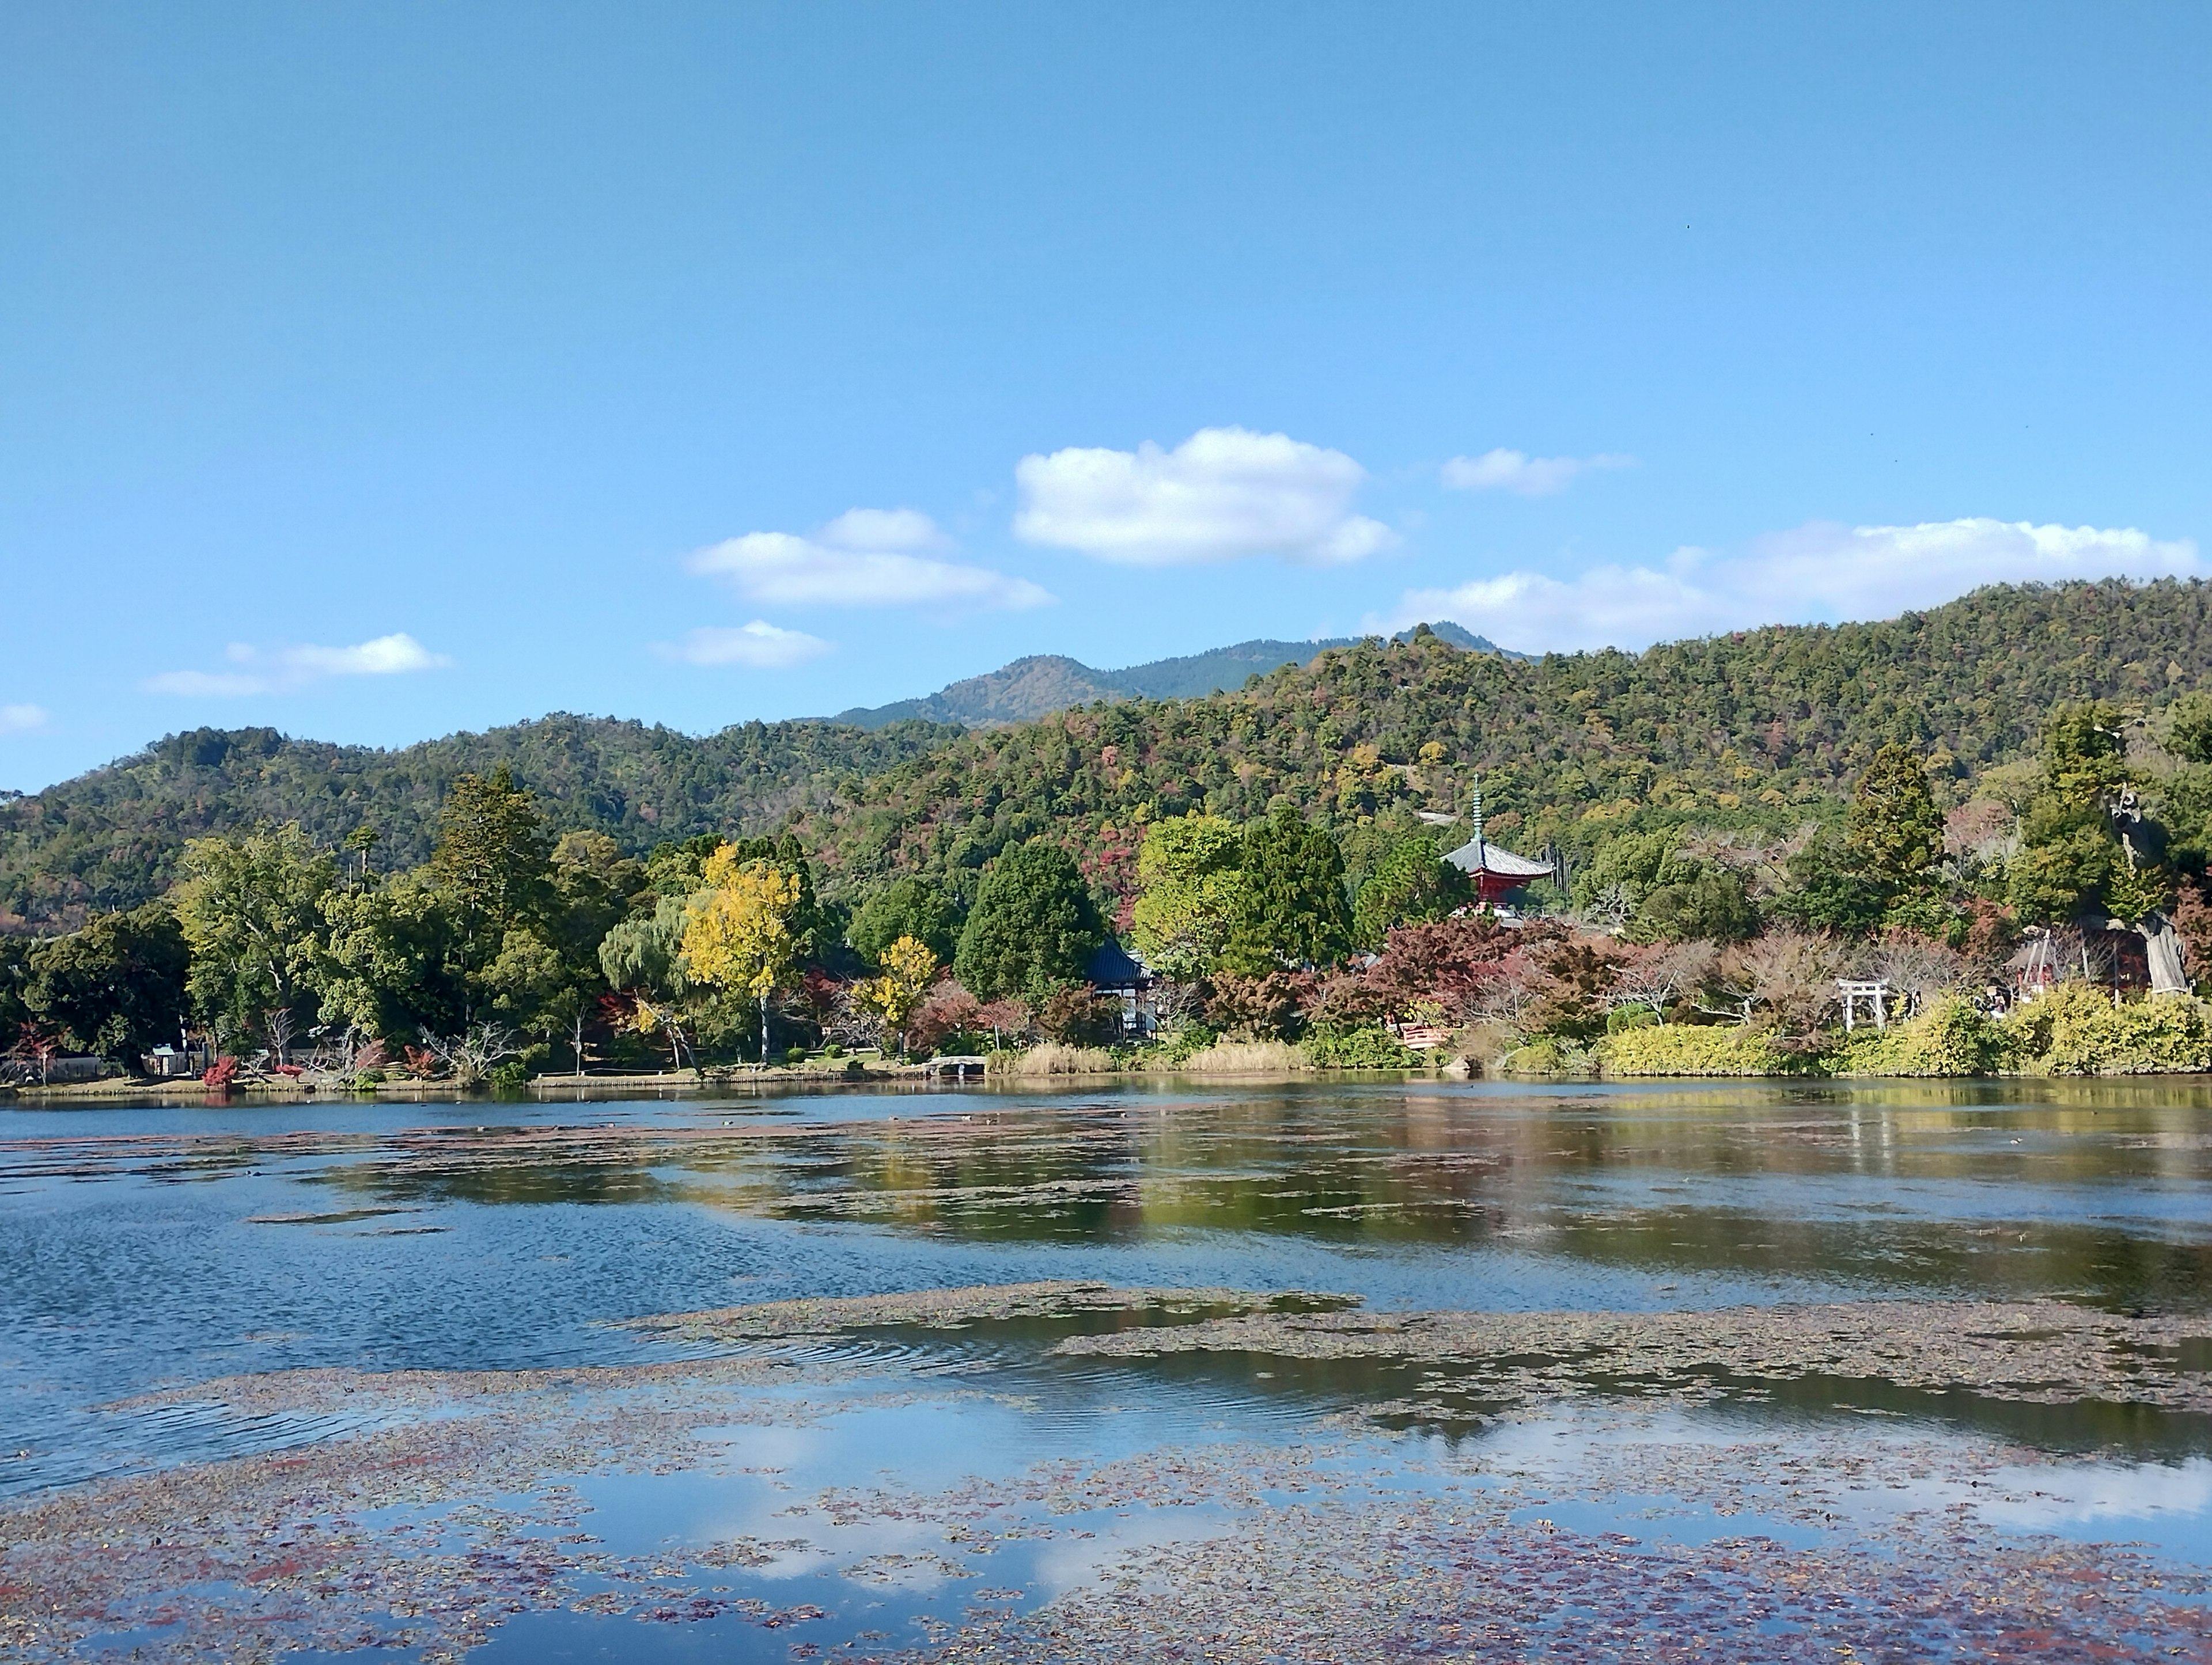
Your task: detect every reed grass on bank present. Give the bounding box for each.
[1172,1039,1308,1074]
[996,1042,1119,1076]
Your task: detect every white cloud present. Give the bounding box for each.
[1385,517,2203,654]
[1441,447,1635,496]
[1013,426,1397,567]
[688,510,1051,610]
[659,621,833,669]
[817,506,948,552]
[143,632,452,696]
[0,703,48,734]
[281,634,449,677]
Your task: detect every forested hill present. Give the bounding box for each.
[6,578,2211,932]
[0,714,960,930]
[782,579,2212,905]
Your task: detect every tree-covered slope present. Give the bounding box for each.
[0,714,960,930]
[7,579,2209,934]
[785,581,2212,906]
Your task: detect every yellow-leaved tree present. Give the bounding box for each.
[855,934,938,1058]
[681,846,803,1064]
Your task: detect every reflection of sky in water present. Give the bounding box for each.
[1975,1455,2212,1560]
[10,1079,2212,1500]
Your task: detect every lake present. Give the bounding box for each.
[9,1076,2212,1660]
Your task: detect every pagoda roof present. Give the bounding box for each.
[1443,837,1554,879]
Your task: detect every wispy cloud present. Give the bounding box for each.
[143,633,451,697]
[1440,448,1635,496]
[688,509,1051,610]
[658,621,833,669]
[0,703,48,734]
[1014,426,1397,567]
[1383,518,2202,654]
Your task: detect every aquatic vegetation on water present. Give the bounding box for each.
[629,1280,1349,1344]
[1054,1298,2212,1416]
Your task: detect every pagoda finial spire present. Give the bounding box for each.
[1468,771,1484,872]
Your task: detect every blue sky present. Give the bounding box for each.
[4,3,2210,790]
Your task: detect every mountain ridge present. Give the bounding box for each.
[7,583,2207,932]
[829,622,1510,728]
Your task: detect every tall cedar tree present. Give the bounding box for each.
[1843,744,1945,889]
[430,765,555,954]
[1223,803,1353,973]
[2009,702,2131,924]
[953,840,1104,1001]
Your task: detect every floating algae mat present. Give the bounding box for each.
[13,1079,2212,1658]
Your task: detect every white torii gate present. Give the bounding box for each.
[1835,980,1892,1031]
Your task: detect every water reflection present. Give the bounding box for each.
[10,1078,2212,1501]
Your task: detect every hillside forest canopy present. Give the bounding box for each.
[14,579,2212,1083]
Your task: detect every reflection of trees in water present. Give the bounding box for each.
[296,1083,2212,1307]
[315,1160,680,1208]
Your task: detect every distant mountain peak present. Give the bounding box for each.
[830,622,1521,730]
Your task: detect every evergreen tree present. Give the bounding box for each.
[1223,803,1352,973]
[430,764,555,950]
[849,875,961,966]
[2008,702,2134,923]
[1844,744,1944,890]
[954,840,1104,1000]
[23,901,190,1064]
[1351,835,1470,950]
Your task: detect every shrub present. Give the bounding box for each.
[1304,1025,1421,1068]
[488,1059,531,1090]
[1498,1037,1595,1076]
[1832,995,2014,1076]
[202,1055,238,1088]
[1592,1024,1806,1077]
[2002,984,2212,1075]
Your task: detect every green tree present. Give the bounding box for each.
[430,765,555,959]
[548,831,646,966]
[175,822,336,1052]
[1351,835,1471,949]
[0,936,29,1039]
[598,894,695,999]
[1222,803,1353,973]
[1844,744,1944,891]
[1774,829,1887,936]
[954,840,1104,1000]
[317,868,464,1040]
[24,901,190,1065]
[850,875,961,966]
[1130,813,1251,978]
[1631,868,1758,944]
[2009,702,2134,924]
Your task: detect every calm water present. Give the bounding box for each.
[12,1076,2212,1659]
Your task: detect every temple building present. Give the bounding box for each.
[1438,771,1555,905]
[1442,835,1555,905]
